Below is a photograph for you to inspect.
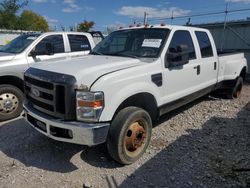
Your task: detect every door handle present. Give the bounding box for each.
[214,62,217,70]
[194,65,201,75]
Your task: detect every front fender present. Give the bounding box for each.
[98,81,160,122]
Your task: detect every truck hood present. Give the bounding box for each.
[31,55,145,87]
[0,52,16,62]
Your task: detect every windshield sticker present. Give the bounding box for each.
[142,39,162,48]
[27,37,38,40]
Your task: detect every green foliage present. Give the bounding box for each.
[0,0,28,29]
[0,0,48,31]
[77,20,95,32]
[18,10,49,31]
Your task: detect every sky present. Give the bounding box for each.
[24,0,250,31]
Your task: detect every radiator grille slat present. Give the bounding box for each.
[24,75,64,118]
[24,68,77,120]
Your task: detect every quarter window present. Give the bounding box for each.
[168,30,196,60]
[195,31,213,58]
[68,35,91,52]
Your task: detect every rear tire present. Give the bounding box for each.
[0,84,23,122]
[107,107,152,165]
[226,77,243,99]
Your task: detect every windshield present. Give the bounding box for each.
[0,34,40,54]
[91,28,170,58]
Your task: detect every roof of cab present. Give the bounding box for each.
[117,24,209,33]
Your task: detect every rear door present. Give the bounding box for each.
[194,30,218,88]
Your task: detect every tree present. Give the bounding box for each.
[0,0,28,29]
[18,10,49,31]
[77,20,95,32]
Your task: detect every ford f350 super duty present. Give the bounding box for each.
[23,25,247,164]
[0,31,103,121]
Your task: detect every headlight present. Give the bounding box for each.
[76,91,104,122]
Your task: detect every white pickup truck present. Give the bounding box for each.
[23,25,247,164]
[0,31,103,121]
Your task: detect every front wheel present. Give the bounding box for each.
[107,107,152,165]
[0,84,23,122]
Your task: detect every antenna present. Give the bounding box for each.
[171,11,174,24]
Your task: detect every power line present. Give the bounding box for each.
[147,7,250,22]
[184,2,229,12]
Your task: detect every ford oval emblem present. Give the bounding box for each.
[31,88,40,97]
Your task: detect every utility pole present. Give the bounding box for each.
[220,2,229,52]
[75,23,78,31]
[144,12,148,25]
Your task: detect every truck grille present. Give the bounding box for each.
[24,68,76,120]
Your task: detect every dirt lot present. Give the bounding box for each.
[0,84,250,188]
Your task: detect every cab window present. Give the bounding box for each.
[68,35,91,52]
[35,35,64,54]
[168,30,196,60]
[195,31,213,58]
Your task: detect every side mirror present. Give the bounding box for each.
[45,42,54,55]
[29,49,37,57]
[165,44,189,68]
[28,42,54,57]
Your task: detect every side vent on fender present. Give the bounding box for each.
[151,73,163,87]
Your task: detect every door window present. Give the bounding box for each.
[35,35,64,54]
[68,35,91,52]
[168,30,196,60]
[195,31,213,58]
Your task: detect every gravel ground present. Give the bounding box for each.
[0,84,250,188]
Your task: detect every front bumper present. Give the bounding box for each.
[23,105,110,146]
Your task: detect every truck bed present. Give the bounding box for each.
[218,52,246,82]
[218,52,245,61]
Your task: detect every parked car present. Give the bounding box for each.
[0,31,103,121]
[23,25,247,164]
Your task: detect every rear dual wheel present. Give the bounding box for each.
[226,77,243,99]
[107,107,152,165]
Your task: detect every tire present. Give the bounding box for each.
[107,107,152,165]
[226,77,243,99]
[0,84,23,122]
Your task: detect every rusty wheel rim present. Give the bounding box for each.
[124,121,147,157]
[233,84,242,98]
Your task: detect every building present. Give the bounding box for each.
[196,19,250,76]
[0,29,38,47]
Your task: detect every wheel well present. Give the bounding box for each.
[114,93,158,122]
[240,67,247,81]
[0,76,24,92]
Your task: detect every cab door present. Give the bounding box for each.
[194,31,218,88]
[161,29,202,105]
[26,34,67,64]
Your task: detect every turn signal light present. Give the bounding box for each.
[77,100,102,108]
